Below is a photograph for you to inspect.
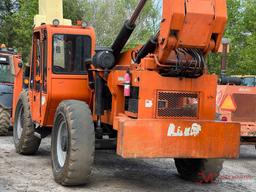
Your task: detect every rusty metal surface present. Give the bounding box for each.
[240,123,256,137]
[232,94,256,122]
[116,117,240,159]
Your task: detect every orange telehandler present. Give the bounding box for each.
[13,0,240,186]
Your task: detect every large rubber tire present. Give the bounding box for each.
[0,106,10,136]
[51,100,95,186]
[174,158,224,183]
[13,91,41,155]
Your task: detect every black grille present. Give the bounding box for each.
[125,86,139,114]
[128,99,138,113]
[156,91,199,118]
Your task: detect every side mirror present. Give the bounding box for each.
[18,62,23,68]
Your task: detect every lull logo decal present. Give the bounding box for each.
[167,123,202,137]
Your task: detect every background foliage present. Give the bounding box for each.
[0,0,255,75]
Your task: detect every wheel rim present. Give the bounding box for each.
[56,117,68,168]
[17,106,24,139]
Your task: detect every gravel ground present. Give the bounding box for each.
[0,136,255,192]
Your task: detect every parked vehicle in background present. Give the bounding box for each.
[239,76,256,87]
[217,40,256,147]
[0,44,22,136]
[217,77,256,145]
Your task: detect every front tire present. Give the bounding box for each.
[0,106,10,136]
[51,100,95,186]
[174,158,223,183]
[13,91,41,155]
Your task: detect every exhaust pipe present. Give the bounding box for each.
[220,38,230,78]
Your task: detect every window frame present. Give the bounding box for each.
[52,33,92,75]
[30,33,38,90]
[42,30,48,93]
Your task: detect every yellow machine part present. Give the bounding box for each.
[34,0,72,27]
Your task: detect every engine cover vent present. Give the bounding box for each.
[156,91,199,118]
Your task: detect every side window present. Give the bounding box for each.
[36,39,41,77]
[35,37,41,91]
[29,32,41,91]
[42,31,47,93]
[29,38,35,89]
[0,55,14,83]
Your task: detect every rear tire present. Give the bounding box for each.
[0,106,10,136]
[51,100,95,186]
[174,158,223,183]
[13,91,41,155]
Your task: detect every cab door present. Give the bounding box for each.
[30,31,47,124]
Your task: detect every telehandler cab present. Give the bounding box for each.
[13,0,240,186]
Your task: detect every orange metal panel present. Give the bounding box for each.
[116,117,240,158]
[44,75,91,126]
[12,55,23,123]
[158,0,227,62]
[132,71,217,120]
[178,0,214,48]
[213,0,228,51]
[103,71,218,126]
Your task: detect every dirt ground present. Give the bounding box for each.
[0,136,255,192]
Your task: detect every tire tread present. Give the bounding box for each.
[175,158,224,183]
[14,90,41,155]
[0,107,10,136]
[52,100,95,186]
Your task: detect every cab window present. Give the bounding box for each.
[52,34,91,74]
[0,55,14,83]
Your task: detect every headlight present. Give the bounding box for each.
[53,19,60,26]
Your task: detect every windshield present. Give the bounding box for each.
[242,77,256,87]
[0,55,14,83]
[52,34,91,74]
